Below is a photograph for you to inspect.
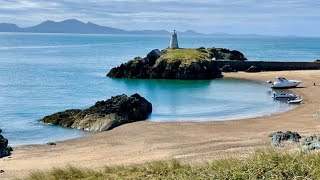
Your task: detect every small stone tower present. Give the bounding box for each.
[169,30,179,49]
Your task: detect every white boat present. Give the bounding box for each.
[287,98,303,104]
[272,92,298,100]
[267,77,302,89]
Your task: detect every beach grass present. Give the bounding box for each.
[24,149,320,180]
[160,49,207,63]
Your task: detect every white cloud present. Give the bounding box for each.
[0,0,60,10]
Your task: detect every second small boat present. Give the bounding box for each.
[287,98,303,104]
[272,92,298,100]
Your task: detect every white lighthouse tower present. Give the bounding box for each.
[169,30,179,49]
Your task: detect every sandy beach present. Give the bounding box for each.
[1,70,320,179]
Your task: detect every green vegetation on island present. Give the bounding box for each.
[160,49,207,63]
[26,149,320,180]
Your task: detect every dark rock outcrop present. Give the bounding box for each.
[146,49,161,64]
[41,94,152,131]
[107,48,247,80]
[268,132,320,150]
[0,133,12,158]
[269,131,301,147]
[207,48,247,61]
[246,65,261,73]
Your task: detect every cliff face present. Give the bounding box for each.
[107,48,247,80]
[40,94,152,131]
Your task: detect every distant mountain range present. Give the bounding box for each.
[0,19,206,35]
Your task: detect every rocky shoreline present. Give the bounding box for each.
[40,94,152,131]
[269,131,320,150]
[0,129,13,158]
[107,48,247,79]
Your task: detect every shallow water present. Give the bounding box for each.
[0,33,312,146]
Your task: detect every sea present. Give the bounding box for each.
[1,33,319,146]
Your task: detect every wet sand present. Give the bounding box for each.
[1,70,320,179]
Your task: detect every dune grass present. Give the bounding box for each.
[24,149,320,180]
[160,49,207,63]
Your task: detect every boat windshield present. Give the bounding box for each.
[277,77,288,82]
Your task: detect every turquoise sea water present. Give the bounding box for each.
[1,33,318,146]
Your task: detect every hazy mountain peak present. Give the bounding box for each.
[0,19,204,35]
[0,23,20,32]
[61,19,84,24]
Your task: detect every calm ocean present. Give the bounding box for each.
[1,33,318,146]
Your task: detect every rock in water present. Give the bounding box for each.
[41,94,152,131]
[269,131,301,147]
[0,134,12,158]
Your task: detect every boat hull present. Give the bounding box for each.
[273,96,297,100]
[271,82,302,89]
[287,99,303,104]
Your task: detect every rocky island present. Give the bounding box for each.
[40,94,152,131]
[107,30,247,79]
[107,47,247,79]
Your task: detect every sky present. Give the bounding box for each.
[0,0,319,36]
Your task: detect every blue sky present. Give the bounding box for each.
[0,0,319,36]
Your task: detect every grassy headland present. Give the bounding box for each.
[25,149,320,180]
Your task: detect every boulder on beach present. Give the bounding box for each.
[269,131,301,147]
[107,48,247,80]
[302,134,320,150]
[0,133,12,158]
[268,131,320,150]
[40,94,152,131]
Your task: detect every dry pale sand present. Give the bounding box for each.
[1,70,320,179]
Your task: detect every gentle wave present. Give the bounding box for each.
[0,42,132,50]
